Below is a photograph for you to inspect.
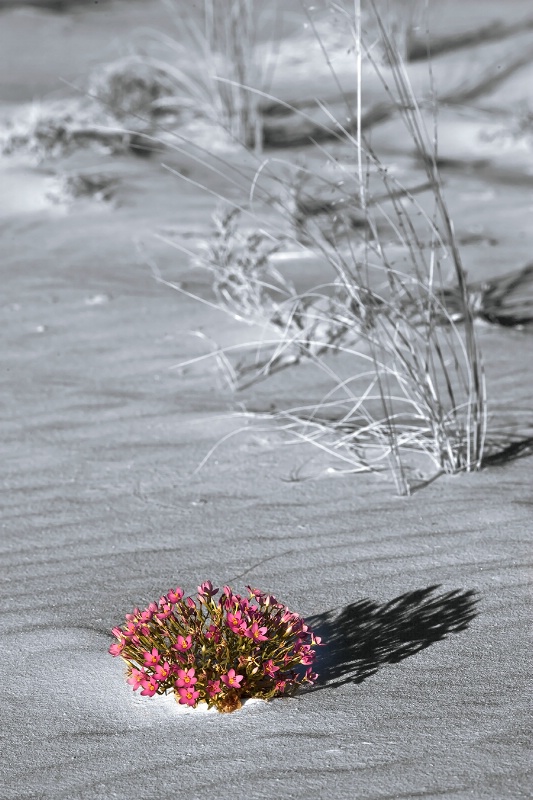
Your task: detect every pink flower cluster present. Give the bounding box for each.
[109,582,322,712]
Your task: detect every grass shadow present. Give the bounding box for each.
[305,585,478,690]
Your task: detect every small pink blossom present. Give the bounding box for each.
[244,622,268,643]
[198,581,218,599]
[123,621,137,638]
[185,597,196,609]
[177,687,200,707]
[226,610,242,628]
[175,668,197,688]
[206,679,221,697]
[154,661,172,682]
[156,602,173,620]
[297,645,315,665]
[173,634,192,652]
[221,669,244,689]
[205,624,221,643]
[111,627,123,639]
[140,676,159,697]
[167,587,184,603]
[143,647,161,667]
[108,641,124,657]
[264,595,278,607]
[263,659,280,678]
[304,667,318,683]
[294,620,308,635]
[227,610,248,636]
[127,668,146,691]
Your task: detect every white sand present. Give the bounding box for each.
[1,2,532,799]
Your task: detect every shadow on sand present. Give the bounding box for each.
[306,585,478,690]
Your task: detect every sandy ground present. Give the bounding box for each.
[1,2,532,799]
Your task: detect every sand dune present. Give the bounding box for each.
[1,2,532,798]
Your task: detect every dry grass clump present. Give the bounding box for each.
[0,100,119,161]
[87,57,179,124]
[118,0,271,151]
[0,58,181,162]
[166,0,491,494]
[198,208,289,325]
[45,171,119,204]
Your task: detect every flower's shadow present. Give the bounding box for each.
[306,585,478,690]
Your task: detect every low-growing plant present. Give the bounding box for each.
[109,582,320,712]
[199,207,290,325]
[0,59,181,162]
[0,100,122,161]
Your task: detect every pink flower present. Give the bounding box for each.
[167,587,184,603]
[154,661,172,682]
[140,676,160,697]
[311,634,323,646]
[177,687,200,707]
[227,612,249,636]
[175,668,197,688]
[264,595,278,607]
[303,667,318,683]
[155,602,173,620]
[293,620,308,635]
[244,622,268,643]
[198,581,218,599]
[108,641,124,657]
[143,647,161,667]
[205,624,221,643]
[206,679,221,697]
[226,610,242,628]
[127,668,146,691]
[139,608,153,624]
[221,668,244,689]
[111,627,123,639]
[274,679,287,693]
[185,597,196,609]
[173,634,192,652]
[263,659,280,678]
[123,621,137,638]
[297,645,315,665]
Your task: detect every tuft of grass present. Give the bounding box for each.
[0,58,177,162]
[166,0,490,493]
[120,0,273,151]
[0,99,119,161]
